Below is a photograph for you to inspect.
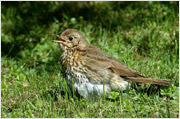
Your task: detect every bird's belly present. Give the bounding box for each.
[66,72,111,100]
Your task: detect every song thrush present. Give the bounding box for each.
[53,29,171,100]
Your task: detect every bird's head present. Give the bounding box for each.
[53,29,89,51]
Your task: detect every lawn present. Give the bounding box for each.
[1,1,179,118]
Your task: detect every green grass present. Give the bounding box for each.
[1,1,179,118]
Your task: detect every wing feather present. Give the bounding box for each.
[84,45,142,77]
[82,45,171,86]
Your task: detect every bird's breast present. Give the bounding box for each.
[60,50,87,83]
[61,50,83,69]
[60,50,111,99]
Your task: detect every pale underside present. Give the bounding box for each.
[66,71,130,100]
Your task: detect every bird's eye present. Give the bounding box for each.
[68,36,73,41]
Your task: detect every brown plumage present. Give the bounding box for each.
[53,29,171,99]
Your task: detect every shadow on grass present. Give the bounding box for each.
[42,80,168,102]
[42,86,82,102]
[2,1,178,58]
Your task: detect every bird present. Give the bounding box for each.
[53,29,171,100]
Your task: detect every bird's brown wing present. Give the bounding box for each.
[85,45,142,77]
[84,45,171,86]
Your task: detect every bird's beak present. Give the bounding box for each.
[53,34,66,44]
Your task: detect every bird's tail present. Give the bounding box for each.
[125,77,171,86]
